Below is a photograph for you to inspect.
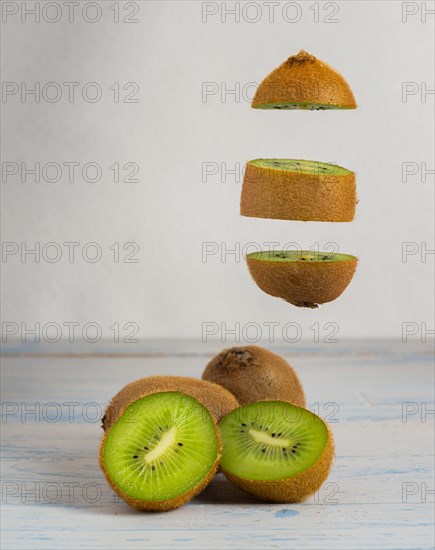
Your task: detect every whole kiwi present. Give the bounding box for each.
[102,375,239,431]
[202,346,305,407]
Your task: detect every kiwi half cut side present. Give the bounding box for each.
[241,159,356,222]
[247,250,357,308]
[100,391,221,511]
[219,401,334,503]
[252,50,356,110]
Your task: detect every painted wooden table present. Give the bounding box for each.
[1,340,434,550]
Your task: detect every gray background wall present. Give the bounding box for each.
[1,0,434,342]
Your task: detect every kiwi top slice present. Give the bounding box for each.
[247,250,356,263]
[249,159,352,176]
[253,102,352,110]
[219,401,328,481]
[252,50,356,110]
[102,392,218,502]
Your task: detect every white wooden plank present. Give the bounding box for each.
[1,341,434,549]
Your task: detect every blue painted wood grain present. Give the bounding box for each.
[1,340,434,549]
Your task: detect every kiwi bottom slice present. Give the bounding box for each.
[100,391,221,511]
[219,401,334,503]
[247,250,357,308]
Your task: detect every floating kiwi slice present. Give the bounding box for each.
[241,159,356,222]
[100,391,221,512]
[249,159,351,175]
[256,102,347,110]
[247,250,357,308]
[202,346,305,407]
[252,50,356,110]
[219,401,334,503]
[250,250,356,262]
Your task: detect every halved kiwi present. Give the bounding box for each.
[252,50,356,110]
[241,159,356,222]
[247,250,357,308]
[219,401,334,503]
[202,346,305,407]
[102,376,239,431]
[100,391,221,511]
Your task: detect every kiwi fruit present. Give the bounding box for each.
[102,376,239,431]
[219,401,334,503]
[241,159,356,222]
[202,346,305,407]
[252,50,356,110]
[100,391,221,511]
[247,250,357,308]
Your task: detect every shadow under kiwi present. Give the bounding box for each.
[194,473,258,505]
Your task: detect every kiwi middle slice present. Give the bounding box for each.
[219,401,334,502]
[241,158,356,222]
[100,391,220,511]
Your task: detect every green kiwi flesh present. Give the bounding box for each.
[253,102,352,110]
[102,392,218,503]
[249,158,351,176]
[247,250,356,263]
[219,401,327,481]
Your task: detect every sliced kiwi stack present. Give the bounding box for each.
[252,50,356,110]
[202,346,305,407]
[247,250,358,308]
[241,159,356,222]
[100,391,221,512]
[219,401,334,503]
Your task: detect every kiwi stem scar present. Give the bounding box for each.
[144,426,177,464]
[249,428,290,448]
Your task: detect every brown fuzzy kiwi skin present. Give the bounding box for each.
[202,346,305,408]
[221,419,334,503]
[247,255,357,308]
[252,50,356,109]
[102,376,239,431]
[241,161,356,222]
[99,407,222,512]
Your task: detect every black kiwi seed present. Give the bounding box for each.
[261,449,266,453]
[144,446,148,450]
[271,433,276,437]
[178,443,183,447]
[241,423,247,427]
[151,465,156,471]
[133,455,138,459]
[278,433,282,437]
